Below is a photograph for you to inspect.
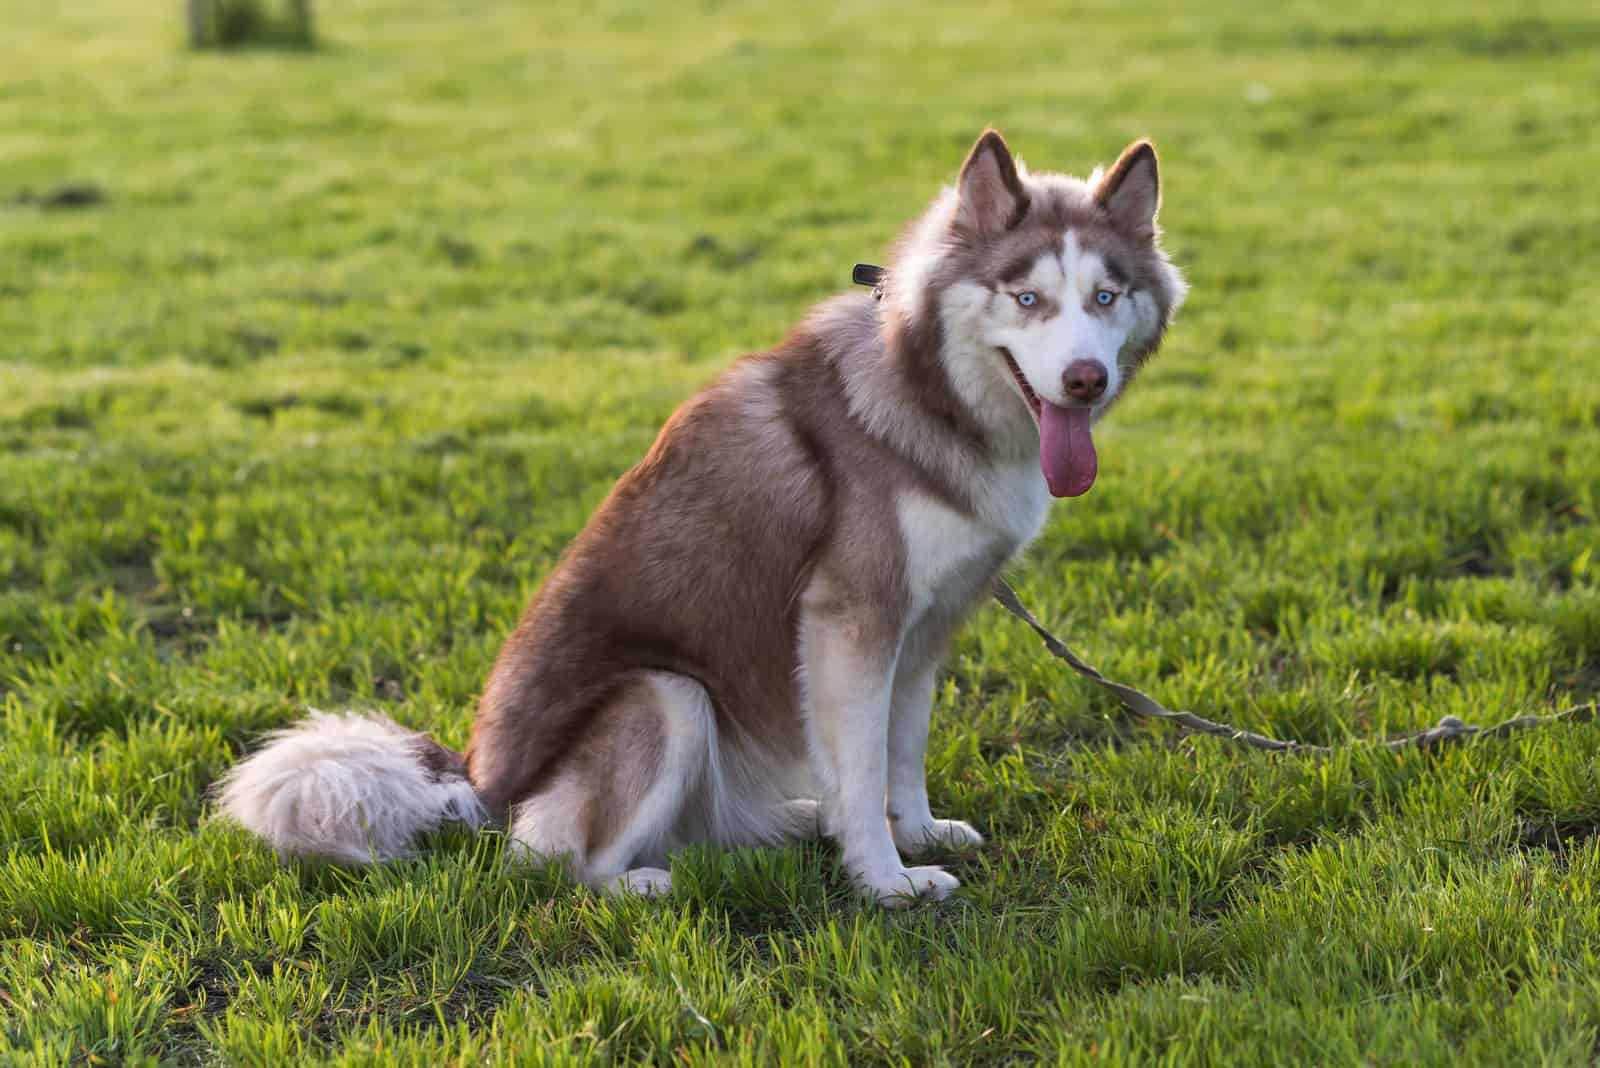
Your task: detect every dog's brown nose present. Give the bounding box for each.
[1062,359,1108,403]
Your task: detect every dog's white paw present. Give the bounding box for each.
[605,867,672,898]
[860,865,960,907]
[893,818,984,856]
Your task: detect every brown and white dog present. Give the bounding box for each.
[217,130,1185,905]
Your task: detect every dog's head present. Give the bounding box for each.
[886,130,1186,497]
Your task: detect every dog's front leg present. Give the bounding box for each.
[887,663,984,857]
[801,612,960,907]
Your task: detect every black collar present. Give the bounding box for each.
[851,263,886,300]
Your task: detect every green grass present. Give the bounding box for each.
[3,0,1599,1063]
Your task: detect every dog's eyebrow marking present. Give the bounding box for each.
[1103,256,1131,287]
[998,249,1044,285]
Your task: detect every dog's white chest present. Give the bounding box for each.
[895,463,1049,620]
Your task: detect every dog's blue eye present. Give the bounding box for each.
[1016,292,1037,307]
[1095,289,1116,306]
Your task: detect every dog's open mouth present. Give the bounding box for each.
[998,347,1098,499]
[998,347,1041,423]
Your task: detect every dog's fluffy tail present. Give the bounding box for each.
[214,710,488,863]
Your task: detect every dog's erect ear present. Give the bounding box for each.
[1096,140,1160,240]
[957,129,1029,235]
[1096,141,1161,239]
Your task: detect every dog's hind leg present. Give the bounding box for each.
[507,671,712,897]
[774,799,823,839]
[698,730,825,848]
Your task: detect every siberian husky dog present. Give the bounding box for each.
[217,130,1185,905]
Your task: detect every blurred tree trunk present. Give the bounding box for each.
[187,0,314,49]
[187,0,209,48]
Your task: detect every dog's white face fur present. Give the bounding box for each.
[948,229,1165,414]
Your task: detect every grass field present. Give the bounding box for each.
[4,1,1600,1063]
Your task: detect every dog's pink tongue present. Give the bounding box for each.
[1038,402,1097,497]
